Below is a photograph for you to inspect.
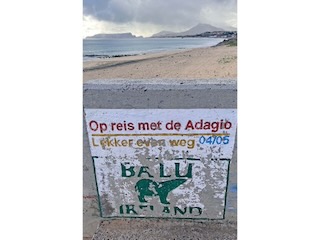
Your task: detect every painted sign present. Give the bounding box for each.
[85,109,237,219]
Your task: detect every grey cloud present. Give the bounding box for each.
[84,0,236,28]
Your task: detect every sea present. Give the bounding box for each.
[83,37,225,61]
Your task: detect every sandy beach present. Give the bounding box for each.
[83,42,237,82]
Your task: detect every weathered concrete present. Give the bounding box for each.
[92,219,237,240]
[83,79,237,239]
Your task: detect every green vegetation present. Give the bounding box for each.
[216,38,237,47]
[225,38,237,46]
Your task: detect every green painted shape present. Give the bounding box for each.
[137,166,154,178]
[121,163,135,177]
[135,179,187,204]
[175,163,192,178]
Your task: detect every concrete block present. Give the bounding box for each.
[83,79,237,238]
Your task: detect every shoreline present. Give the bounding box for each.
[83,43,237,82]
[83,48,191,71]
[83,43,215,62]
[83,37,226,61]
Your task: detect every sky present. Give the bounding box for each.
[83,0,237,38]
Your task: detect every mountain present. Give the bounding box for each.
[179,23,225,35]
[151,23,226,38]
[86,32,140,39]
[151,31,176,37]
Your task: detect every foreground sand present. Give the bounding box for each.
[83,44,237,82]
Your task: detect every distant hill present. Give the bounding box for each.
[151,31,176,38]
[86,32,142,39]
[179,24,225,35]
[151,23,226,38]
